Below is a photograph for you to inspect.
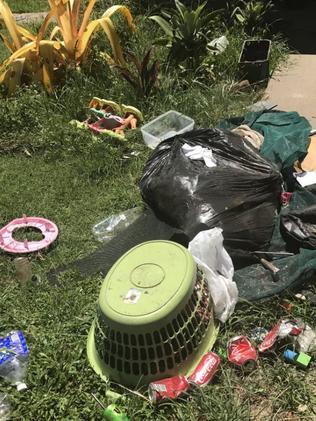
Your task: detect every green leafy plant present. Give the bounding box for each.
[114,47,159,98]
[230,0,274,35]
[149,0,219,67]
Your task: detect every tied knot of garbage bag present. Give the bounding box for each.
[140,128,282,252]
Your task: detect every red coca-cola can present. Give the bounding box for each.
[188,352,221,387]
[148,375,189,404]
[227,336,257,371]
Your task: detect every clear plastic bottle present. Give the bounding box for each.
[0,331,28,391]
[92,207,143,243]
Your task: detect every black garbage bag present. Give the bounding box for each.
[281,205,316,250]
[140,128,282,252]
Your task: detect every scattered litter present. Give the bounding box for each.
[258,320,303,353]
[188,228,238,323]
[0,331,28,391]
[280,299,294,312]
[294,171,316,187]
[149,351,220,403]
[296,324,316,353]
[284,348,311,368]
[0,215,58,254]
[122,151,140,160]
[92,207,143,243]
[148,375,189,404]
[92,394,129,420]
[208,35,229,54]
[14,257,32,286]
[227,336,257,371]
[141,110,194,149]
[281,192,293,207]
[0,394,10,421]
[295,290,316,304]
[188,351,220,388]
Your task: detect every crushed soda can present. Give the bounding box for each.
[148,375,189,404]
[188,352,220,387]
[227,336,257,371]
[258,319,304,353]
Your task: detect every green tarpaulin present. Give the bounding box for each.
[219,110,311,168]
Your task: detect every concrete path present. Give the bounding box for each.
[266,54,316,126]
[13,12,47,24]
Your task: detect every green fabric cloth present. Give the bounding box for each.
[219,110,311,168]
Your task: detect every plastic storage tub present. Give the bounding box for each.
[141,110,195,149]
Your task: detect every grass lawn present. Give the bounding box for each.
[1,2,315,420]
[6,0,48,13]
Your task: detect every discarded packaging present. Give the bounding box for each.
[92,394,129,420]
[284,348,311,368]
[103,404,129,421]
[141,110,194,149]
[0,331,28,390]
[227,336,257,371]
[148,375,189,404]
[188,228,238,323]
[14,257,32,285]
[188,352,220,387]
[0,394,10,421]
[259,320,303,353]
[92,207,143,243]
[296,324,316,353]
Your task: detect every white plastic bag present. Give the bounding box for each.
[182,143,217,168]
[188,228,238,323]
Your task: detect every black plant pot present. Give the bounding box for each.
[238,39,271,86]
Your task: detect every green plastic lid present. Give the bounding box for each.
[99,241,196,327]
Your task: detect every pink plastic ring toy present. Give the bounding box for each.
[0,215,58,254]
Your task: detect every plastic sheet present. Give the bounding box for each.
[219,110,311,169]
[140,128,282,252]
[188,228,238,323]
[281,204,316,250]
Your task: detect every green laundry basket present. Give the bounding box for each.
[87,240,218,387]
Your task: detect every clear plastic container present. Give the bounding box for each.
[141,110,195,149]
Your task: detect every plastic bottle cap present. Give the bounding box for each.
[16,382,27,392]
[284,349,297,362]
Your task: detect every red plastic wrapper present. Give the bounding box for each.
[227,336,257,371]
[259,319,303,353]
[188,352,221,387]
[148,375,189,404]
